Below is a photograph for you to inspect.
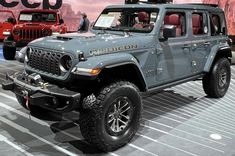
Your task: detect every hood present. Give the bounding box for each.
[14,23,53,29]
[28,31,151,59]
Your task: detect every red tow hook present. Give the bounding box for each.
[22,90,30,110]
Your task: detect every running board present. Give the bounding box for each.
[141,74,204,97]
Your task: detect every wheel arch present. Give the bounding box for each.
[74,53,148,92]
[204,46,232,72]
[99,62,147,92]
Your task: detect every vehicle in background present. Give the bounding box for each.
[0,10,16,41]
[2,9,67,60]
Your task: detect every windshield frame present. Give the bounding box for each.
[93,7,159,33]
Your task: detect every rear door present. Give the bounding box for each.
[0,10,16,40]
[190,11,211,73]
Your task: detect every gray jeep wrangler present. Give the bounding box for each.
[2,3,232,151]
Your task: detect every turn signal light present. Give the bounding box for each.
[90,68,101,75]
[72,67,102,76]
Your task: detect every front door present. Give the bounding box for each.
[154,11,192,85]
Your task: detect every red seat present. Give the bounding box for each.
[164,14,182,36]
[133,12,149,28]
[192,14,202,35]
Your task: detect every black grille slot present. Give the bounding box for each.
[28,48,63,76]
[19,29,51,40]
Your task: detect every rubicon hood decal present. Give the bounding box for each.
[90,44,138,56]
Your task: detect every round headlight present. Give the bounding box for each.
[60,55,72,71]
[25,48,32,63]
[13,29,20,35]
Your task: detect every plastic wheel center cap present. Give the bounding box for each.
[114,111,121,119]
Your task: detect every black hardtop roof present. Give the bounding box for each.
[106,3,223,12]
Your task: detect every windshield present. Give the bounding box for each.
[19,12,57,22]
[93,8,158,33]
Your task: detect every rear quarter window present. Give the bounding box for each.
[192,12,208,36]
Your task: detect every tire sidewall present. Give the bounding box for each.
[212,58,231,97]
[3,46,16,60]
[96,84,141,147]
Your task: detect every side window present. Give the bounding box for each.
[210,13,224,36]
[192,13,208,35]
[163,12,186,38]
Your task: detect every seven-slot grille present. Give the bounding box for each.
[28,48,63,76]
[19,29,51,40]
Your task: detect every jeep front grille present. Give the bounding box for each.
[19,29,51,40]
[28,48,63,76]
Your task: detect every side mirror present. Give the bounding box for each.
[227,38,233,47]
[7,17,16,24]
[222,27,226,35]
[163,25,176,39]
[59,19,64,24]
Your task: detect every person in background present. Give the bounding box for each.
[78,12,90,32]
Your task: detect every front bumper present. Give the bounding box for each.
[4,39,29,48]
[2,72,81,113]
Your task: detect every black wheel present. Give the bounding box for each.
[3,45,16,60]
[203,58,231,98]
[79,81,142,152]
[16,95,47,113]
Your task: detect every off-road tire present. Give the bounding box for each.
[203,58,231,98]
[3,46,16,60]
[16,95,47,113]
[79,81,142,152]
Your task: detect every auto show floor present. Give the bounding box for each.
[0,44,235,156]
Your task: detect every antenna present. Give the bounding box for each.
[185,3,218,7]
[125,0,173,4]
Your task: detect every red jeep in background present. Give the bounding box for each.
[3,9,67,60]
[0,10,16,40]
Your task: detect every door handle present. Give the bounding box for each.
[182,44,191,49]
[204,42,211,46]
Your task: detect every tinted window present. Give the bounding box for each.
[192,13,208,35]
[163,12,186,38]
[210,13,226,36]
